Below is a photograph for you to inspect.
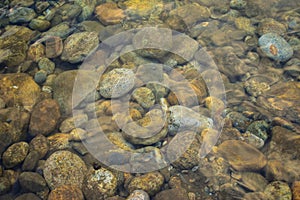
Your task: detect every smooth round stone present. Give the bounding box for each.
[8,7,36,23]
[61,32,99,63]
[132,87,155,109]
[29,134,49,159]
[154,188,189,200]
[246,120,269,141]
[29,18,51,31]
[44,150,87,190]
[99,68,135,98]
[257,18,286,36]
[168,105,213,135]
[15,193,41,200]
[258,33,293,62]
[127,190,150,200]
[230,0,247,10]
[127,172,164,196]
[22,150,40,171]
[38,57,55,74]
[264,181,292,200]
[73,0,97,21]
[18,172,47,192]
[2,142,29,168]
[34,70,47,84]
[95,2,125,25]
[217,140,267,171]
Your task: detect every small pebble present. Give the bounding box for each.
[34,70,47,84]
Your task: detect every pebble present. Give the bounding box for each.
[47,133,71,152]
[21,150,40,171]
[27,42,45,62]
[82,168,121,200]
[127,172,164,196]
[38,57,55,74]
[43,150,87,190]
[264,181,292,200]
[120,0,163,19]
[29,18,51,31]
[226,111,250,132]
[59,114,88,133]
[246,120,269,141]
[0,177,11,195]
[132,27,172,59]
[44,36,63,58]
[61,32,99,63]
[168,105,213,135]
[257,18,286,36]
[132,87,155,109]
[42,22,74,39]
[35,2,50,13]
[29,99,61,136]
[258,33,294,62]
[127,190,150,200]
[292,181,300,200]
[18,172,47,192]
[99,68,135,98]
[153,188,189,200]
[217,140,267,171]
[230,0,247,10]
[95,2,125,25]
[15,193,41,200]
[34,70,47,84]
[29,134,49,159]
[8,7,36,23]
[48,185,84,200]
[2,142,29,168]
[74,0,97,21]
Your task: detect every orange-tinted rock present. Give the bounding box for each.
[48,185,84,200]
[217,140,267,171]
[29,99,60,136]
[292,181,300,200]
[95,3,125,25]
[0,73,40,111]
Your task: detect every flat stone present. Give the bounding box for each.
[2,142,29,168]
[154,188,189,200]
[8,7,36,23]
[0,73,40,111]
[217,140,267,171]
[61,32,99,63]
[95,2,125,25]
[29,99,60,136]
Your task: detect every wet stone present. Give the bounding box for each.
[44,36,64,59]
[168,3,210,28]
[41,22,74,39]
[168,105,213,135]
[0,177,11,195]
[230,0,247,10]
[226,111,250,132]
[22,150,40,171]
[48,185,84,200]
[292,181,300,200]
[15,193,41,200]
[29,18,50,31]
[2,142,29,169]
[29,134,49,159]
[264,181,292,200]
[133,27,172,59]
[47,133,71,152]
[34,70,47,84]
[0,123,13,156]
[44,150,87,190]
[95,2,125,25]
[59,114,88,133]
[127,190,150,200]
[153,188,189,200]
[99,68,135,98]
[27,43,45,62]
[8,7,36,23]
[74,0,97,21]
[18,172,47,192]
[61,32,99,63]
[29,99,60,136]
[83,168,121,200]
[244,79,270,97]
[243,192,274,200]
[121,0,163,19]
[127,172,164,196]
[257,18,287,36]
[259,33,293,62]
[10,0,34,7]
[132,87,155,109]
[246,120,269,141]
[38,57,55,74]
[217,140,267,171]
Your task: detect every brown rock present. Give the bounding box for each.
[0,73,40,111]
[15,193,41,200]
[95,3,125,25]
[29,134,50,159]
[2,142,29,168]
[18,172,47,192]
[292,181,300,200]
[217,140,267,171]
[29,99,60,136]
[48,185,84,200]
[154,188,189,200]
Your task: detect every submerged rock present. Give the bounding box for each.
[95,2,125,25]
[48,185,84,200]
[259,33,293,62]
[8,7,36,23]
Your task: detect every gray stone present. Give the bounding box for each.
[19,172,47,192]
[8,7,36,23]
[168,105,213,135]
[259,33,293,62]
[99,68,135,98]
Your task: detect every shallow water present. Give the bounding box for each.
[0,0,300,199]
